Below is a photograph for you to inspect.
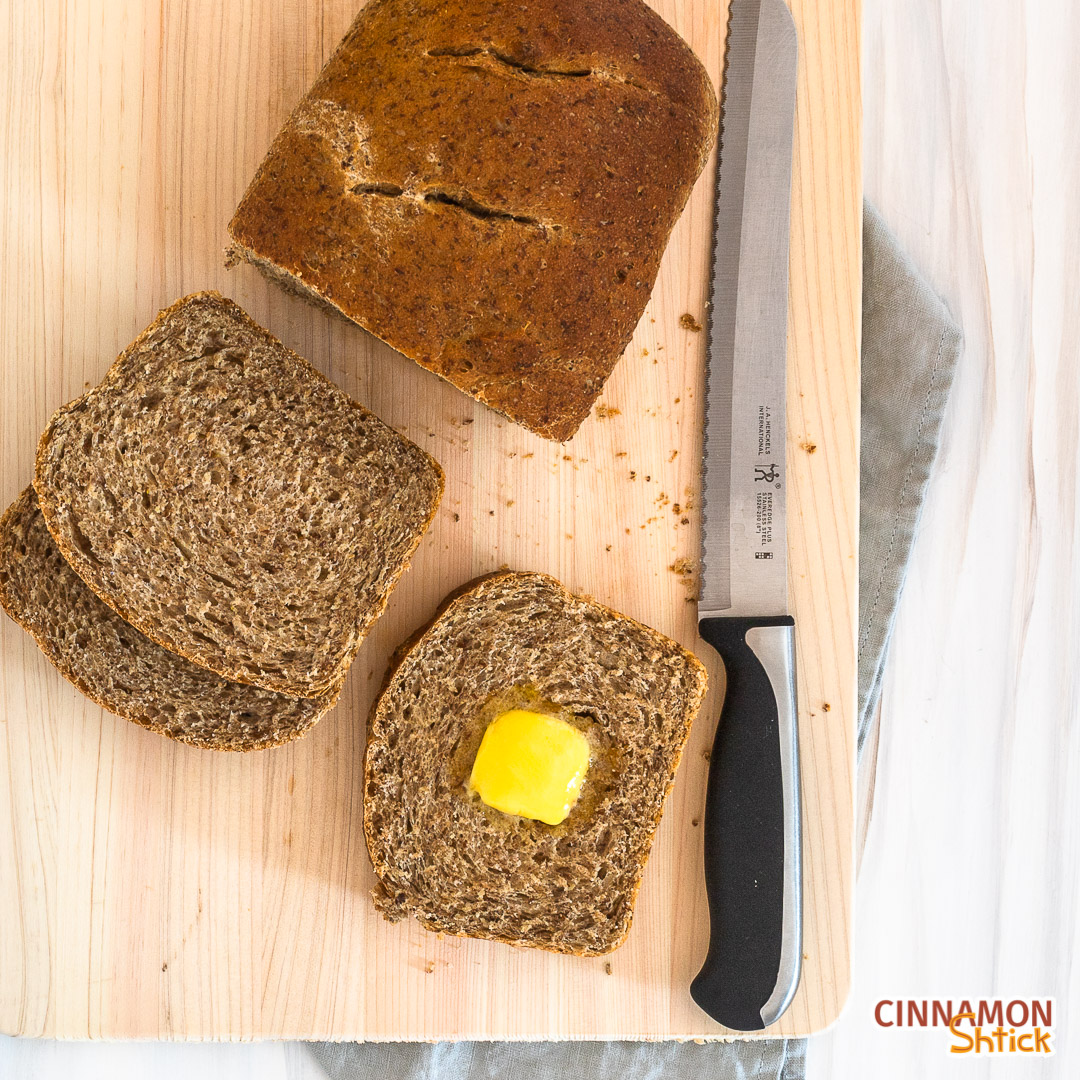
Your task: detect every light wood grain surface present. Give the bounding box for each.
[0,0,859,1041]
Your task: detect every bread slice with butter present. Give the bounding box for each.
[364,571,708,955]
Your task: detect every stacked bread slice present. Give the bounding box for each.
[0,292,443,750]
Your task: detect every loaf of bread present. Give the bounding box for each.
[364,571,708,955]
[0,487,341,750]
[34,292,444,699]
[228,0,718,442]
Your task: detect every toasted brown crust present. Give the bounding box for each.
[364,571,708,955]
[0,487,341,751]
[228,0,719,442]
[34,292,444,698]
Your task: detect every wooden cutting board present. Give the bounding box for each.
[0,0,859,1040]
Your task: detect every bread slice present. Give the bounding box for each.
[228,0,719,442]
[34,292,444,698]
[0,487,341,751]
[364,571,708,955]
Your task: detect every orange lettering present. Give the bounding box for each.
[949,1012,975,1054]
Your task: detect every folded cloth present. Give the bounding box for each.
[308,202,963,1080]
[857,203,962,751]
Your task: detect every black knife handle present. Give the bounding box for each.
[691,615,802,1031]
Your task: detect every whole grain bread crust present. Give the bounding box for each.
[228,0,719,442]
[363,571,708,955]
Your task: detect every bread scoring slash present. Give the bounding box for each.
[228,0,719,441]
[364,572,708,955]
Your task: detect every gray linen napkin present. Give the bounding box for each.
[308,202,962,1080]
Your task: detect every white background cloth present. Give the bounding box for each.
[808,0,1080,1076]
[3,0,1078,1076]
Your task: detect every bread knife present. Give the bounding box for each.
[690,0,801,1031]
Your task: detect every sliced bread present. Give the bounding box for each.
[0,487,340,750]
[364,571,708,955]
[228,0,719,442]
[34,292,444,699]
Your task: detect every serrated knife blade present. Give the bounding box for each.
[689,0,802,1032]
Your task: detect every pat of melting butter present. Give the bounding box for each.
[469,709,590,826]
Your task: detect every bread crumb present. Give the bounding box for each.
[801,441,818,454]
[463,417,474,425]
[681,517,690,525]
[604,962,613,975]
[522,452,534,459]
[641,348,649,357]
[672,503,682,514]
[595,404,622,419]
[625,528,631,534]
[691,818,700,827]
[605,544,612,551]
[702,749,711,761]
[822,702,831,712]
[629,471,637,480]
[425,962,435,974]
[680,313,703,332]
[669,450,678,462]
[506,500,515,507]
[565,533,573,540]
[161,961,168,972]
[489,510,495,516]
[615,451,628,457]
[563,454,573,461]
